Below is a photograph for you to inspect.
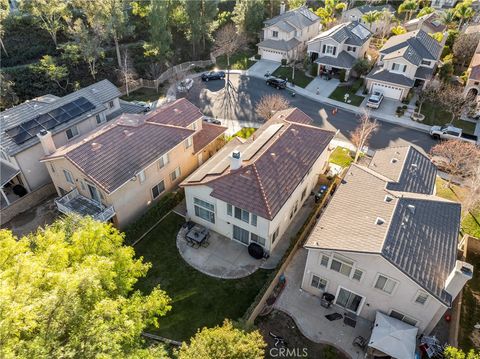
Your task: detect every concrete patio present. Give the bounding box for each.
[305,77,340,98]
[274,248,372,359]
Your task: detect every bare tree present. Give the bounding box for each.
[255,94,290,121]
[430,140,480,186]
[350,110,379,163]
[117,49,137,97]
[452,32,480,67]
[214,23,247,87]
[462,164,480,222]
[438,85,475,123]
[416,83,438,115]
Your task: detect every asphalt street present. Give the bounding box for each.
[185,74,437,153]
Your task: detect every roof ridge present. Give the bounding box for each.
[251,162,273,218]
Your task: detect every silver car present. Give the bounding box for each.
[366,91,384,109]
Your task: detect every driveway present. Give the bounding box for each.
[305,77,340,98]
[247,60,280,78]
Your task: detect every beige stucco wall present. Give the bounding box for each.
[382,57,417,79]
[301,249,448,334]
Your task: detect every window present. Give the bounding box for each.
[227,203,232,216]
[50,163,55,173]
[301,188,307,200]
[138,170,146,184]
[63,169,74,184]
[390,310,417,326]
[66,125,79,140]
[234,206,250,223]
[326,45,335,55]
[421,60,431,66]
[353,269,363,281]
[272,30,278,38]
[96,114,105,124]
[330,254,353,277]
[151,180,165,199]
[159,153,169,168]
[109,101,114,108]
[311,275,327,290]
[170,167,181,181]
[185,136,193,149]
[392,63,407,72]
[415,292,428,305]
[80,180,86,191]
[375,274,397,294]
[194,197,215,223]
[251,233,266,246]
[347,46,356,52]
[192,122,197,131]
[336,287,363,313]
[251,214,257,226]
[320,254,330,267]
[272,228,279,243]
[233,225,249,244]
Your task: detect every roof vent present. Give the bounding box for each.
[91,88,99,94]
[123,129,134,137]
[375,217,385,225]
[91,142,102,151]
[391,158,398,164]
[407,204,416,214]
[384,195,393,203]
[174,108,182,114]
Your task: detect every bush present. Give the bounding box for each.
[310,63,318,77]
[339,69,346,82]
[254,54,261,60]
[402,104,408,109]
[281,58,287,66]
[351,78,363,92]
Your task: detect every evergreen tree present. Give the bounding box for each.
[144,0,172,63]
[233,0,265,39]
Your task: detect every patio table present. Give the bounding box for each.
[186,225,209,245]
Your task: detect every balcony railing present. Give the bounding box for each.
[55,188,115,222]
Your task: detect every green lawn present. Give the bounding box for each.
[272,66,313,88]
[328,83,365,107]
[121,87,165,103]
[133,213,272,341]
[216,50,256,70]
[421,101,477,135]
[230,127,257,140]
[459,250,480,350]
[329,147,354,167]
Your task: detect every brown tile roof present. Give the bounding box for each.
[145,98,202,127]
[193,123,227,154]
[269,108,314,125]
[207,122,334,219]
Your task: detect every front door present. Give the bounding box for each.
[335,287,364,314]
[233,225,249,245]
[87,183,101,203]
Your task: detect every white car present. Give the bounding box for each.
[177,78,194,93]
[366,91,384,109]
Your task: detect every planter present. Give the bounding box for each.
[411,113,425,122]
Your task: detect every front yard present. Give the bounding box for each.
[328,79,365,107]
[133,212,272,341]
[329,147,354,167]
[420,101,477,135]
[216,50,256,70]
[272,66,313,88]
[121,86,166,103]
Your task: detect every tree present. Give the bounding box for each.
[391,25,407,35]
[0,216,172,358]
[315,0,347,28]
[0,0,9,55]
[176,320,266,359]
[438,56,454,82]
[440,9,458,29]
[438,84,475,122]
[352,58,371,77]
[350,110,378,163]
[453,33,480,67]
[0,72,18,110]
[416,83,438,115]
[255,94,290,120]
[379,8,394,39]
[362,10,381,31]
[117,49,137,97]
[34,55,71,91]
[233,0,265,39]
[19,0,71,47]
[144,0,172,64]
[430,31,444,42]
[288,0,305,9]
[199,0,219,52]
[417,6,434,17]
[454,0,475,29]
[184,0,203,58]
[398,0,418,21]
[444,347,480,359]
[430,140,480,186]
[462,164,480,221]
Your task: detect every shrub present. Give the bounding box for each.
[339,69,346,82]
[351,78,363,92]
[310,63,318,77]
[254,54,261,60]
[281,58,287,66]
[402,104,408,109]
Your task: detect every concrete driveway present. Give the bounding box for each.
[305,77,340,98]
[247,60,280,78]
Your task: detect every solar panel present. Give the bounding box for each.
[13,131,31,144]
[44,119,58,130]
[351,24,370,40]
[55,112,73,123]
[66,106,83,117]
[37,113,54,125]
[21,119,39,131]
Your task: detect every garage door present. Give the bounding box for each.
[260,48,285,62]
[372,82,404,100]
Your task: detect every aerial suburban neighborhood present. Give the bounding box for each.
[1,0,480,358]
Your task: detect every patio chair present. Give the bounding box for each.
[192,241,201,249]
[201,239,210,248]
[353,336,368,349]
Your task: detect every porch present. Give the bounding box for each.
[55,188,115,222]
[0,161,28,209]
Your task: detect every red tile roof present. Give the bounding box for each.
[193,122,227,154]
[146,98,203,127]
[270,108,314,125]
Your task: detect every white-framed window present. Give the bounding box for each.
[109,100,114,108]
[347,45,356,52]
[159,153,170,169]
[301,188,307,200]
[390,310,417,326]
[192,122,198,131]
[415,291,428,305]
[330,254,353,277]
[374,274,397,294]
[233,225,249,244]
[170,167,181,182]
[96,114,105,124]
[251,214,257,227]
[80,179,86,191]
[185,136,193,149]
[63,169,74,184]
[272,228,279,243]
[227,203,232,216]
[326,45,335,54]
[392,63,406,73]
[194,197,215,223]
[272,30,279,38]
[138,170,146,184]
[251,233,266,246]
[320,254,330,267]
[352,269,363,281]
[50,163,55,173]
[234,206,250,223]
[311,275,328,291]
[66,125,79,140]
[421,60,431,66]
[151,180,165,199]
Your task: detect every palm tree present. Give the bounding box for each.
[398,0,418,21]
[391,25,407,35]
[416,6,434,18]
[454,1,475,29]
[440,9,458,29]
[315,0,347,28]
[362,10,382,31]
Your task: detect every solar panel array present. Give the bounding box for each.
[351,24,370,40]
[5,97,95,145]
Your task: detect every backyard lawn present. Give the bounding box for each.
[459,250,480,351]
[216,50,256,70]
[228,127,257,140]
[328,80,365,107]
[121,87,165,103]
[272,66,313,88]
[329,147,354,167]
[133,212,272,341]
[421,101,477,135]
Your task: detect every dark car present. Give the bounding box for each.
[201,71,226,81]
[266,78,287,89]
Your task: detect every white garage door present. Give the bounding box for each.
[372,82,404,100]
[261,48,285,62]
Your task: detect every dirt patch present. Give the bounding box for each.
[256,310,348,359]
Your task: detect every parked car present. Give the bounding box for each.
[366,91,384,109]
[177,78,194,92]
[203,117,222,125]
[131,101,151,112]
[201,71,225,81]
[266,78,287,89]
[429,125,478,143]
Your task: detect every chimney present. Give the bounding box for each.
[37,129,56,155]
[231,150,242,171]
[280,1,286,14]
[444,260,473,299]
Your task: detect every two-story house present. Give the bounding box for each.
[366,29,442,100]
[40,99,227,228]
[301,146,472,335]
[342,4,395,34]
[404,12,447,34]
[0,80,141,209]
[307,21,372,80]
[181,108,334,254]
[257,5,320,62]
[464,41,480,115]
[431,0,457,8]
